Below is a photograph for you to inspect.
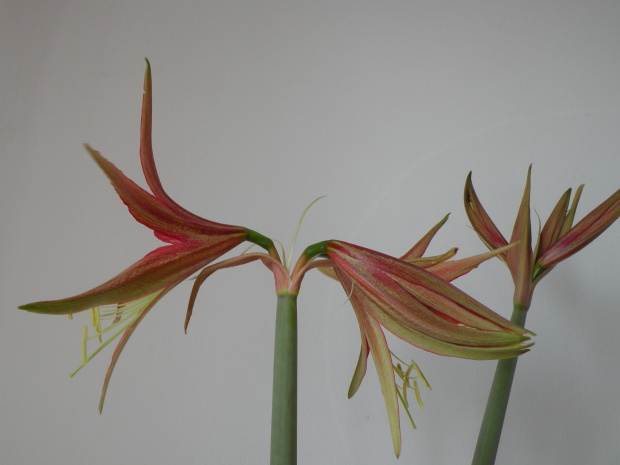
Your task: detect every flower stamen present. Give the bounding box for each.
[391,352,431,430]
[70,290,164,378]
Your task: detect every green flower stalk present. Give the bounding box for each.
[464,166,620,465]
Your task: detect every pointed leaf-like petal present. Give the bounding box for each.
[401,215,450,261]
[139,60,226,228]
[560,184,584,236]
[402,248,457,269]
[538,187,620,268]
[464,172,509,258]
[507,165,533,307]
[357,286,531,359]
[358,308,402,457]
[536,188,572,260]
[20,235,245,315]
[86,145,245,243]
[184,253,265,332]
[428,244,516,282]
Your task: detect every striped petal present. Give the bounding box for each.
[464,172,509,258]
[20,235,245,315]
[537,186,620,268]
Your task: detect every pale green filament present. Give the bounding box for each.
[70,290,163,378]
[285,196,325,271]
[392,352,431,430]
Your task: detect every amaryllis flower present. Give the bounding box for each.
[19,60,262,411]
[301,220,533,457]
[465,166,620,308]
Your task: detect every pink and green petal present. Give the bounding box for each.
[86,145,246,242]
[402,248,457,269]
[184,253,268,332]
[464,173,510,256]
[328,241,530,337]
[358,308,402,457]
[401,214,450,261]
[428,244,515,282]
[139,60,230,229]
[536,188,572,259]
[507,165,534,307]
[19,235,245,315]
[336,272,370,398]
[348,282,531,359]
[559,184,584,236]
[537,187,620,268]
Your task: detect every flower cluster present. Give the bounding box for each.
[20,61,535,457]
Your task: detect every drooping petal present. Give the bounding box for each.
[19,235,245,315]
[336,272,370,398]
[537,187,620,268]
[356,304,402,457]
[184,253,266,332]
[464,172,509,258]
[347,330,370,399]
[328,241,531,338]
[356,286,531,359]
[97,288,166,412]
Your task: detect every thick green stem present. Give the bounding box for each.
[471,304,528,465]
[270,293,298,465]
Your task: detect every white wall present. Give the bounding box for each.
[2,2,619,464]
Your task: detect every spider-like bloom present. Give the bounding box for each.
[19,61,252,411]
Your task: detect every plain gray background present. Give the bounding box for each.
[2,1,619,464]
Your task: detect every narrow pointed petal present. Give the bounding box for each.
[19,236,245,315]
[358,287,531,359]
[98,289,165,412]
[337,273,370,398]
[402,248,457,269]
[184,253,264,332]
[401,215,450,261]
[464,172,509,257]
[139,60,224,228]
[427,244,516,282]
[86,145,245,242]
[561,184,584,236]
[507,166,533,307]
[359,310,402,457]
[348,317,370,399]
[538,187,620,268]
[536,188,572,259]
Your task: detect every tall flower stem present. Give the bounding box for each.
[270,293,298,465]
[471,304,528,465]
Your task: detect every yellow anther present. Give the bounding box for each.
[92,307,102,343]
[413,380,423,410]
[82,326,88,364]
